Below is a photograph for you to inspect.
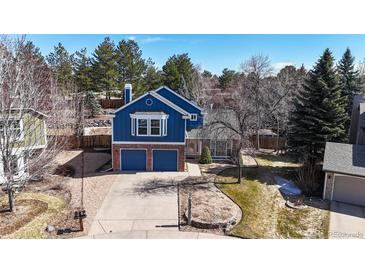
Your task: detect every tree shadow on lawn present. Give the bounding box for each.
[215,166,299,186]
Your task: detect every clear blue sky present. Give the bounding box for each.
[26,34,365,75]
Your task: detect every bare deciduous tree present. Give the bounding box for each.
[207,78,257,182]
[0,37,68,211]
[241,55,273,149]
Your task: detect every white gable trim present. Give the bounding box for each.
[150,91,190,117]
[112,91,190,119]
[113,92,150,114]
[155,86,203,111]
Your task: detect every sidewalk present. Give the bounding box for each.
[80,230,233,239]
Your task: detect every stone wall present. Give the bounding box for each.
[112,143,185,172]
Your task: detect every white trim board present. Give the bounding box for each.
[112,90,190,118]
[113,141,185,145]
[155,86,203,111]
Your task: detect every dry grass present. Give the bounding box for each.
[215,154,330,239]
[0,192,66,239]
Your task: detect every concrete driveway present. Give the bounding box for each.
[89,171,189,235]
[329,201,365,239]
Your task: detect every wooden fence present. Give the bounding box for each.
[99,99,123,109]
[250,135,286,150]
[56,135,111,149]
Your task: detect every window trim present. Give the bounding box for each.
[150,119,161,136]
[130,114,169,137]
[137,118,148,136]
[190,114,198,121]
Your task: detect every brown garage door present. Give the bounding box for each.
[333,175,365,206]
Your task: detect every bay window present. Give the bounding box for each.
[130,112,168,137]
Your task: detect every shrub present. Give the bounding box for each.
[199,146,213,164]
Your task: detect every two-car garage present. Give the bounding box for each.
[120,149,178,172]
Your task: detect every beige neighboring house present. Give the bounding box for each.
[323,95,365,206]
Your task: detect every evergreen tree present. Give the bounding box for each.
[337,48,362,133]
[202,70,213,78]
[218,68,238,90]
[115,39,147,97]
[91,37,118,96]
[143,58,163,91]
[199,146,212,164]
[85,90,101,118]
[46,42,73,94]
[72,48,93,92]
[288,49,347,167]
[162,53,196,99]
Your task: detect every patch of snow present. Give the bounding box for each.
[274,176,301,195]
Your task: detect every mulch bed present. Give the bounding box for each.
[178,176,241,235]
[0,199,48,237]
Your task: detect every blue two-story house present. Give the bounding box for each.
[112,84,203,172]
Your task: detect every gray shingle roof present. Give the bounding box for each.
[186,108,276,139]
[323,142,365,177]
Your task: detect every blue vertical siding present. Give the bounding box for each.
[113,93,186,143]
[155,87,203,130]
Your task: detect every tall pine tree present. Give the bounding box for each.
[162,53,196,99]
[72,48,93,92]
[288,49,347,167]
[91,37,118,97]
[143,58,163,91]
[46,43,73,95]
[337,48,362,134]
[115,39,147,97]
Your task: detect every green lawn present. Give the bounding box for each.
[215,155,330,239]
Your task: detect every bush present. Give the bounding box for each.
[199,146,213,164]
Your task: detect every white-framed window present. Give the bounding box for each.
[150,119,161,136]
[137,119,148,136]
[191,114,198,121]
[130,113,168,137]
[131,118,136,136]
[0,119,23,140]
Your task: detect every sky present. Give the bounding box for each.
[26,34,365,75]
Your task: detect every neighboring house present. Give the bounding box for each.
[349,94,365,144]
[0,109,47,184]
[323,94,365,206]
[186,109,279,160]
[111,84,203,172]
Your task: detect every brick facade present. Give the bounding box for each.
[112,143,185,172]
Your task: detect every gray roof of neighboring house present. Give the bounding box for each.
[186,108,276,140]
[323,142,365,177]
